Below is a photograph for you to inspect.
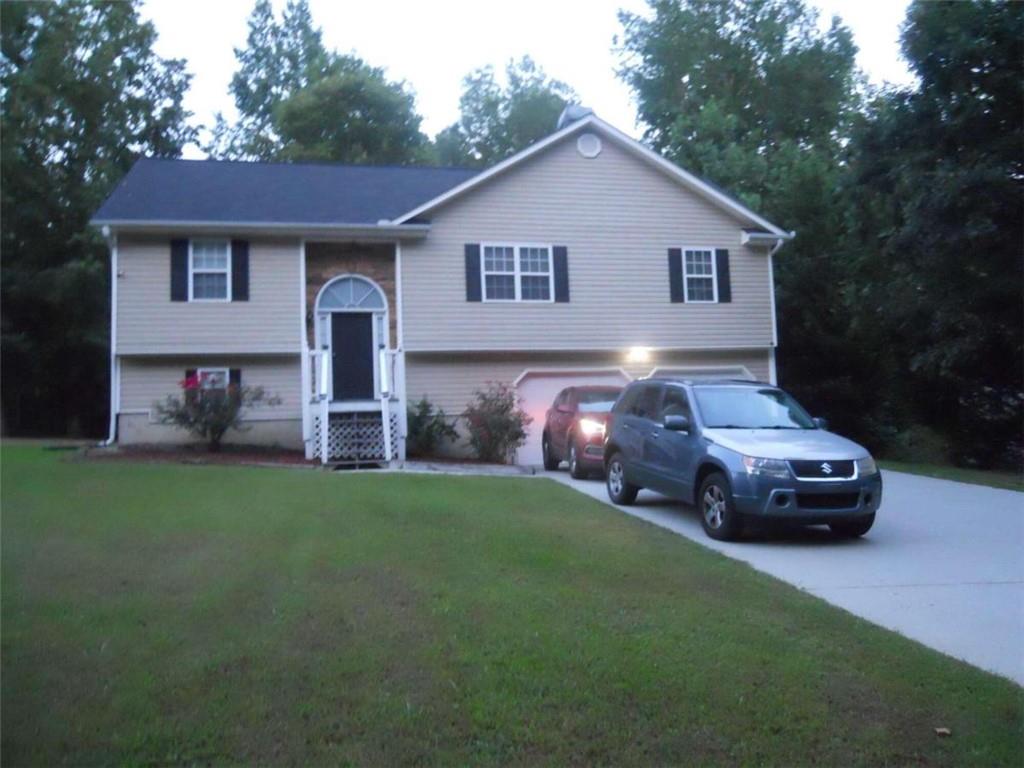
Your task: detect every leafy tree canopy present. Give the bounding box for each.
[843,0,1024,465]
[208,0,428,164]
[1,0,195,436]
[436,56,577,167]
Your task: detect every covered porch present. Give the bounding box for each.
[299,241,410,465]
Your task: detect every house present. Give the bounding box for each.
[91,110,793,465]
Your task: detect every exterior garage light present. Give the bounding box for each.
[627,346,651,363]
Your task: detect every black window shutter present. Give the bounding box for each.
[185,368,197,379]
[668,248,685,303]
[465,243,481,301]
[229,368,241,387]
[715,249,732,303]
[170,239,189,301]
[231,240,249,301]
[553,246,569,302]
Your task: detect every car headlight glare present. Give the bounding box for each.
[856,456,878,475]
[742,455,791,479]
[578,418,605,437]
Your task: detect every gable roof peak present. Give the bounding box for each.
[556,104,595,130]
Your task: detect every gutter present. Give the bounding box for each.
[101,226,118,446]
[88,219,431,240]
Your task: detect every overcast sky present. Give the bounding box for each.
[139,0,915,159]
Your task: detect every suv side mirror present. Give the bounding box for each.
[664,414,690,432]
[813,417,828,430]
[556,403,573,414]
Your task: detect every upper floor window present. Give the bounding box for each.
[684,249,717,303]
[190,240,231,301]
[482,244,553,302]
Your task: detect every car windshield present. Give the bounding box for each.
[576,389,621,413]
[693,386,816,429]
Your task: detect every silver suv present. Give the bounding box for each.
[603,379,882,541]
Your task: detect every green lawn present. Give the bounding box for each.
[881,460,1024,492]
[2,447,1021,766]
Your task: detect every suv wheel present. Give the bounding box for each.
[830,513,875,538]
[698,472,742,541]
[568,440,588,480]
[606,452,639,505]
[541,434,559,471]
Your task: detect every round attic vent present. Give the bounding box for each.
[576,132,602,158]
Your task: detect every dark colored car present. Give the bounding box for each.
[603,378,882,541]
[541,385,623,478]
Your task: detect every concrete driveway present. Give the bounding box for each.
[546,468,1024,685]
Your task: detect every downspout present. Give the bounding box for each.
[765,232,793,386]
[101,226,118,446]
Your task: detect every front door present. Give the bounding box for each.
[331,313,374,400]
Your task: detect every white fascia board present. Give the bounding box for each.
[591,118,791,237]
[391,114,792,238]
[391,116,599,224]
[90,219,431,240]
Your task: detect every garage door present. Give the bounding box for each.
[514,370,631,466]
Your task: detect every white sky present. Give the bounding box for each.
[139,0,915,159]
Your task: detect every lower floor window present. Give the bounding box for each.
[196,368,229,391]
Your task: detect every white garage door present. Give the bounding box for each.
[514,370,631,466]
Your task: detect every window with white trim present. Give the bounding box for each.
[196,367,229,391]
[684,249,717,302]
[482,244,553,302]
[190,240,231,301]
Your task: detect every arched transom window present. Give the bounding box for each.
[316,275,386,312]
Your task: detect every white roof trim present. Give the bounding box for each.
[391,114,792,238]
[91,219,430,240]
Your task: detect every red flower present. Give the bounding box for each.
[179,374,201,391]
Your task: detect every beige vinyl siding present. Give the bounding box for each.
[400,133,774,351]
[405,349,771,416]
[119,355,302,421]
[117,237,301,354]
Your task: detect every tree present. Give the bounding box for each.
[618,0,874,444]
[208,0,428,165]
[1,0,195,437]
[843,0,1024,467]
[436,56,577,167]
[206,0,335,159]
[274,69,430,164]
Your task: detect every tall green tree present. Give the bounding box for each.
[618,0,873,442]
[1,0,195,437]
[209,0,428,165]
[844,0,1024,466]
[274,70,429,163]
[435,56,577,167]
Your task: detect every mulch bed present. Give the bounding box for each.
[79,444,316,468]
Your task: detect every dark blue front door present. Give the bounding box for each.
[331,313,374,400]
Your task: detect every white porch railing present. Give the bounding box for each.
[304,348,404,464]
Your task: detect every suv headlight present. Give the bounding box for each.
[578,418,605,437]
[856,456,878,476]
[742,456,791,479]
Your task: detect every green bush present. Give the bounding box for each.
[464,382,532,464]
[154,373,280,451]
[406,397,458,458]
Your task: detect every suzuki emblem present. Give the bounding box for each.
[821,462,833,475]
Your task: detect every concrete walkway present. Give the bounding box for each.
[546,468,1024,685]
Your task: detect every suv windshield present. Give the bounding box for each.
[693,386,816,429]
[577,389,621,413]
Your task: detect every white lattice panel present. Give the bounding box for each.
[311,410,400,462]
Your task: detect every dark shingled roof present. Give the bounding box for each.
[92,157,480,225]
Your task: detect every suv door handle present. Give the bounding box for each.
[649,430,661,439]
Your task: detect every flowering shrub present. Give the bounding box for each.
[406,397,459,457]
[464,381,532,464]
[154,373,281,451]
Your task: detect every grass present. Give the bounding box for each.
[2,446,1021,766]
[881,460,1024,492]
